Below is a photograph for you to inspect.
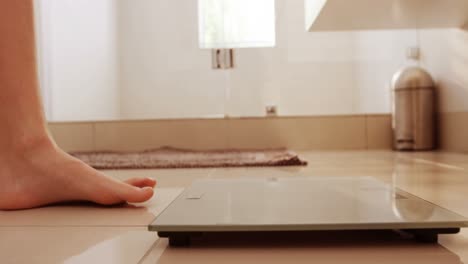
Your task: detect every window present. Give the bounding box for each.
[198,0,276,49]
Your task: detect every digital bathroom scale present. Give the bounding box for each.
[149,177,468,246]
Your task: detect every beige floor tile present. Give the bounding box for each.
[297,150,398,166]
[140,238,168,264]
[0,227,158,264]
[4,150,468,263]
[0,188,182,227]
[440,229,468,264]
[393,170,468,217]
[399,151,468,170]
[206,150,468,186]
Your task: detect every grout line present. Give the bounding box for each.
[364,115,369,150]
[137,237,162,264]
[412,158,465,172]
[47,114,392,125]
[225,118,231,149]
[92,123,97,151]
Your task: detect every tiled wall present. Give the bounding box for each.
[48,115,393,152]
[436,112,468,153]
[420,29,468,153]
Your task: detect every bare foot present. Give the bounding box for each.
[0,140,156,210]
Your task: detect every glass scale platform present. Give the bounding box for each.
[149,177,468,246]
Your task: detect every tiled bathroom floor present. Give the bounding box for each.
[1,151,468,264]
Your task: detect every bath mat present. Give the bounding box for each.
[71,147,307,170]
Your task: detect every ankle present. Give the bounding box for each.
[3,134,56,159]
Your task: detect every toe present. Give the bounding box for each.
[124,177,157,188]
[121,186,154,203]
[86,170,156,205]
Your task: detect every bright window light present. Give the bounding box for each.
[198,0,276,49]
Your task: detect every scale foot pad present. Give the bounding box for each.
[402,228,460,243]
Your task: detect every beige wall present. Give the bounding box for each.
[37,0,420,121]
[117,0,417,120]
[48,115,392,152]
[420,29,468,153]
[37,0,120,121]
